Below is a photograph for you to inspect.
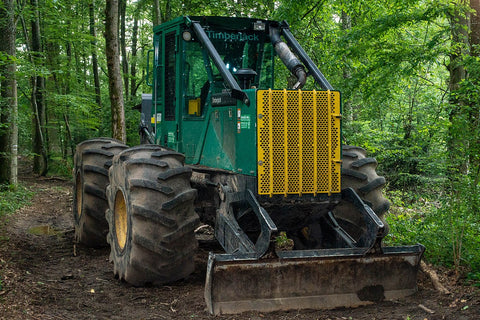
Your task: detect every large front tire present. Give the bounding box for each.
[106,145,199,286]
[73,138,127,247]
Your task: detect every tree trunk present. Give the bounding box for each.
[63,113,75,157]
[105,0,126,143]
[448,11,468,94]
[130,10,139,98]
[89,1,102,108]
[471,0,480,55]
[120,0,129,100]
[73,42,81,86]
[164,0,171,22]
[65,36,74,158]
[31,0,48,175]
[341,9,353,123]
[81,51,88,91]
[447,1,470,175]
[153,0,161,25]
[469,0,480,180]
[0,0,18,185]
[66,40,72,93]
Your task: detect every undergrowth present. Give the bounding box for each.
[0,184,34,218]
[385,175,480,284]
[47,156,73,179]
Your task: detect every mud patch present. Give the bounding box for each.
[28,225,62,236]
[357,284,385,301]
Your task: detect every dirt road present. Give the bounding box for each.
[0,170,478,319]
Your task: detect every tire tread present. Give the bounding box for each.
[106,147,199,286]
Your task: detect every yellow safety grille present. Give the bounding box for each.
[257,89,341,196]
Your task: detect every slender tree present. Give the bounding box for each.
[120,0,129,99]
[30,0,48,175]
[471,0,480,55]
[467,0,480,182]
[341,9,353,123]
[105,0,126,142]
[447,0,470,175]
[153,0,161,25]
[89,0,102,108]
[130,9,139,98]
[0,0,18,185]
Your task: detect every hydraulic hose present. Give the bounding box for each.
[269,26,307,89]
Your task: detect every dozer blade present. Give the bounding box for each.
[204,244,425,315]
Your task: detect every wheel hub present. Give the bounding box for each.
[114,190,128,250]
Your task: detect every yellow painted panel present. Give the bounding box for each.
[188,98,201,115]
[257,90,341,196]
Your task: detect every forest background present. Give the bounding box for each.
[0,0,479,285]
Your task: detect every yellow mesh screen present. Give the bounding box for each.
[257,89,341,196]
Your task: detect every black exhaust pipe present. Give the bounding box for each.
[269,26,307,90]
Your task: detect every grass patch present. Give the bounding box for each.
[0,184,34,218]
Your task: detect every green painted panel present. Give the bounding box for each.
[234,89,258,175]
[198,108,235,171]
[193,94,257,175]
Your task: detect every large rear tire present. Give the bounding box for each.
[333,145,390,238]
[340,145,390,216]
[106,145,199,286]
[73,138,127,247]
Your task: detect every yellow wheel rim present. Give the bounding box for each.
[114,190,128,250]
[75,173,82,218]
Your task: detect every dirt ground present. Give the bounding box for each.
[0,167,479,320]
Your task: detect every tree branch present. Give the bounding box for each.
[302,1,324,20]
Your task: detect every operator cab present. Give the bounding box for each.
[146,16,278,168]
[182,17,274,114]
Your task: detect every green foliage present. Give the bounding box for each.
[386,175,480,281]
[275,231,294,251]
[0,184,34,218]
[47,155,73,178]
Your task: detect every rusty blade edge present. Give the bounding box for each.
[210,289,416,315]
